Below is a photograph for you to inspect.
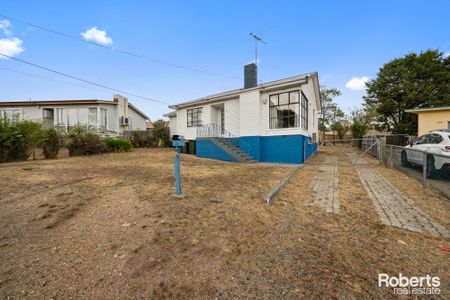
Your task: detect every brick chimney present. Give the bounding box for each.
[244,63,257,89]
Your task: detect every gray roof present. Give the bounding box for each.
[169,72,320,109]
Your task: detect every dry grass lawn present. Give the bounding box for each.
[0,147,449,299]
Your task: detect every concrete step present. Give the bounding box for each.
[210,137,256,163]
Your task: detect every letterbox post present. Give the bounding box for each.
[171,135,185,198]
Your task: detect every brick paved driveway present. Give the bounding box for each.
[304,146,450,238]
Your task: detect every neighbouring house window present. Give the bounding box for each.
[2,108,22,121]
[88,108,98,124]
[301,92,309,130]
[100,108,107,128]
[269,90,300,129]
[187,107,202,127]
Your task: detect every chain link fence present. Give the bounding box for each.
[382,144,450,199]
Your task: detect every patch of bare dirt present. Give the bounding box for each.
[0,146,448,299]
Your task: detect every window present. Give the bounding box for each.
[428,133,443,144]
[2,108,22,121]
[269,91,300,129]
[414,134,428,145]
[88,108,97,124]
[100,108,107,128]
[301,92,309,130]
[187,107,202,127]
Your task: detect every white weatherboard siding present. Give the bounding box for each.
[128,107,147,130]
[22,107,42,121]
[301,80,318,135]
[239,90,260,136]
[0,106,41,121]
[224,98,240,136]
[169,116,177,136]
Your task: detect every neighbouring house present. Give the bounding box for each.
[166,64,320,164]
[405,106,450,136]
[0,94,150,134]
[165,111,177,136]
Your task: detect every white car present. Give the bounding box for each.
[401,130,450,178]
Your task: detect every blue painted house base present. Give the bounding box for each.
[196,134,317,164]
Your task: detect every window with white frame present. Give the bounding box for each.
[269,91,300,129]
[187,107,202,127]
[88,108,97,124]
[2,108,22,121]
[100,108,107,128]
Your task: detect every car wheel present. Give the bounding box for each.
[401,150,410,167]
[426,155,438,179]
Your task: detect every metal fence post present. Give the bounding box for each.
[422,152,427,187]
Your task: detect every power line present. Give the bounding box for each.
[0,52,169,105]
[0,66,106,92]
[0,13,241,80]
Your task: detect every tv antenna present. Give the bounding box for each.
[249,32,266,66]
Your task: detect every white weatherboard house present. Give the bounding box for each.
[0,94,149,134]
[167,64,320,164]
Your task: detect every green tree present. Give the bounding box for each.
[0,119,43,162]
[42,128,61,159]
[17,121,44,160]
[319,86,344,142]
[364,49,450,134]
[331,120,349,140]
[152,120,170,147]
[349,109,370,139]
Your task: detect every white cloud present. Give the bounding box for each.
[0,37,25,59]
[0,19,12,35]
[81,27,113,46]
[444,52,450,58]
[345,76,369,91]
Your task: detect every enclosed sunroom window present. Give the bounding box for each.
[269,91,300,129]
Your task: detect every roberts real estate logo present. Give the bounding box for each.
[378,273,441,295]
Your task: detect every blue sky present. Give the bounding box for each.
[0,1,449,121]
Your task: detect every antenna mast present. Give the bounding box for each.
[249,32,266,66]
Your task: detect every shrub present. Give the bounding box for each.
[104,138,133,152]
[66,127,107,156]
[130,131,145,148]
[152,120,170,147]
[42,129,60,159]
[17,121,45,160]
[0,119,43,162]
